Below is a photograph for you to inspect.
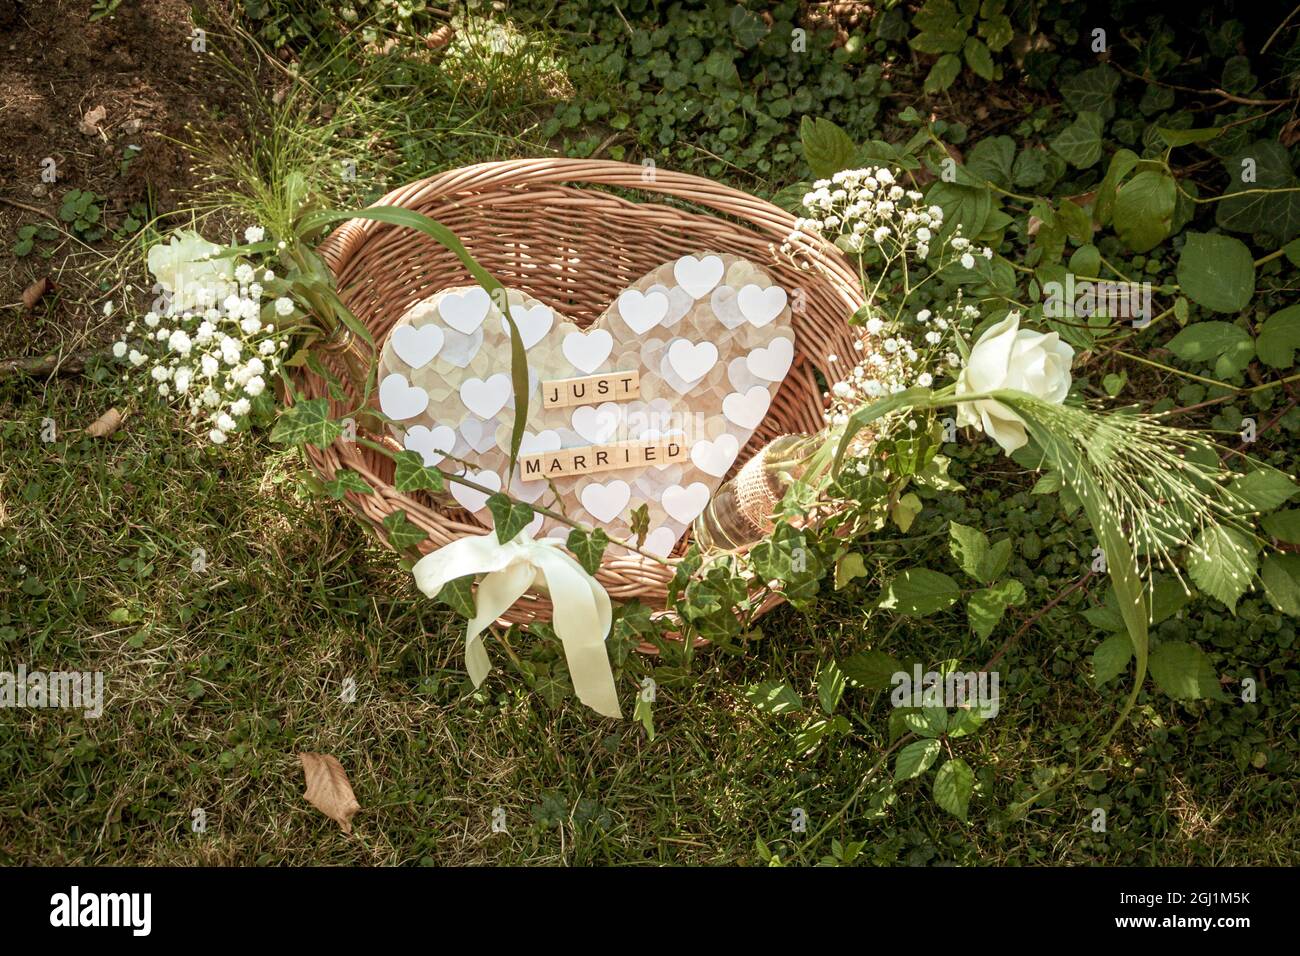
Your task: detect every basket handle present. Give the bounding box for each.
[319,158,814,273]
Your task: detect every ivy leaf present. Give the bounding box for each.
[834,551,868,590]
[1060,64,1120,118]
[1176,233,1256,314]
[1256,304,1300,368]
[392,450,445,493]
[840,649,902,689]
[1216,141,1300,243]
[744,681,803,714]
[1092,632,1133,686]
[437,575,477,618]
[1050,111,1104,168]
[894,739,941,782]
[932,758,974,822]
[965,137,1015,189]
[948,521,989,581]
[485,492,534,544]
[270,398,343,449]
[382,510,428,551]
[322,468,374,499]
[1186,525,1257,613]
[1157,126,1225,147]
[566,526,610,576]
[1112,170,1177,252]
[1149,641,1226,701]
[800,116,856,178]
[880,568,960,616]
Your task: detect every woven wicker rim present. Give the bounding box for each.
[295,159,865,624]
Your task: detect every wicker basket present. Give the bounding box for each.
[296,159,864,624]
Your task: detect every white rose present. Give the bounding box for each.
[146,230,234,300]
[955,312,1074,454]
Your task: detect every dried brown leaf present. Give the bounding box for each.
[79,104,107,136]
[85,407,123,438]
[22,277,51,311]
[299,753,361,833]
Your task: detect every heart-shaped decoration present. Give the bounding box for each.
[404,424,457,467]
[439,287,492,334]
[390,323,445,369]
[376,253,795,555]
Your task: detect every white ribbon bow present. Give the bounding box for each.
[411,529,621,718]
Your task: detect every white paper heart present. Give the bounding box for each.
[663,482,710,523]
[727,355,766,393]
[643,527,679,558]
[737,284,788,328]
[617,289,669,334]
[563,328,614,374]
[581,479,631,523]
[674,254,725,299]
[390,324,444,369]
[746,336,795,381]
[667,339,719,382]
[439,326,483,368]
[571,402,623,444]
[690,434,740,477]
[647,283,694,328]
[519,429,562,456]
[504,303,554,350]
[404,424,456,467]
[379,373,429,421]
[439,286,492,334]
[723,385,772,429]
[459,416,500,455]
[460,373,512,420]
[450,468,501,513]
[710,285,748,330]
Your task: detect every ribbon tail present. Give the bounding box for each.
[463,562,535,688]
[535,551,621,719]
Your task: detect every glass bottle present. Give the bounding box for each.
[693,433,825,550]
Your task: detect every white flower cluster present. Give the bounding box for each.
[114,227,294,445]
[824,298,981,429]
[790,167,939,257]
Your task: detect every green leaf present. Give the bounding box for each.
[382,510,428,551]
[1149,641,1226,701]
[1186,525,1257,613]
[1216,141,1300,243]
[744,681,803,715]
[322,468,374,499]
[800,116,856,178]
[840,649,902,689]
[1261,553,1300,617]
[1050,111,1104,168]
[964,136,1015,188]
[834,551,868,590]
[566,527,609,576]
[1095,149,1140,225]
[1060,65,1120,119]
[1166,321,1255,377]
[1092,632,1133,686]
[967,579,1025,638]
[1261,509,1300,543]
[270,398,343,449]
[894,739,941,782]
[903,707,947,738]
[1157,126,1226,147]
[392,450,445,493]
[1228,467,1299,512]
[485,492,534,544]
[963,36,994,80]
[633,690,655,741]
[880,568,961,616]
[817,660,846,715]
[923,53,963,93]
[1256,304,1300,369]
[437,575,477,618]
[933,758,974,822]
[1112,170,1177,252]
[948,521,989,581]
[1176,233,1256,314]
